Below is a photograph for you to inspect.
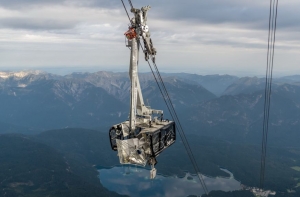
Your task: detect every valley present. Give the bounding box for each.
[0,70,300,196]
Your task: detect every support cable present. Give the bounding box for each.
[145,56,209,194]
[128,0,134,9]
[260,0,278,189]
[121,0,132,24]
[149,57,209,194]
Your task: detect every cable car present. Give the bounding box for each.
[109,5,176,179]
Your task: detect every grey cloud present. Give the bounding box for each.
[0,0,118,9]
[88,0,267,26]
[0,17,76,30]
[0,0,64,9]
[201,39,268,50]
[0,0,299,49]
[114,0,300,32]
[1,0,299,32]
[151,1,279,30]
[80,0,122,8]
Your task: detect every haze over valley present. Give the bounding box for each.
[0,70,300,196]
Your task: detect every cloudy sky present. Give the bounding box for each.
[0,0,299,76]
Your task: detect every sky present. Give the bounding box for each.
[0,0,299,76]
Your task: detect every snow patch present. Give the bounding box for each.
[18,84,27,88]
[0,70,43,79]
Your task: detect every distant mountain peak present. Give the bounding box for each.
[0,70,45,79]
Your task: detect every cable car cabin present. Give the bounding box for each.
[109,119,176,166]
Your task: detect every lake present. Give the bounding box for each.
[98,166,241,197]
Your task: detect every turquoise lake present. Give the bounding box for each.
[99,166,241,197]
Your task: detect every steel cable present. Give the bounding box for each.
[149,57,209,194]
[260,0,278,189]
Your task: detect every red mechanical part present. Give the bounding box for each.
[124,28,137,40]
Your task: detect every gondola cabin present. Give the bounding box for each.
[109,120,176,166]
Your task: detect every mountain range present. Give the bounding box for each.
[1,70,300,196]
[0,71,220,131]
[0,70,299,146]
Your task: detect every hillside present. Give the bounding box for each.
[0,77,127,131]
[32,128,300,196]
[185,83,300,147]
[67,71,217,107]
[0,126,299,196]
[0,134,124,197]
[35,128,119,167]
[222,77,267,95]
[164,73,239,96]
[222,75,300,96]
